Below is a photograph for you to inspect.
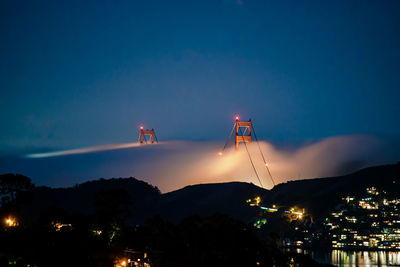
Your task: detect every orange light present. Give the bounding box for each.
[4,216,17,227]
[52,221,63,231]
[121,260,126,266]
[218,152,223,156]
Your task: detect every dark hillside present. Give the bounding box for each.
[149,182,270,223]
[12,162,400,224]
[23,177,161,220]
[268,163,400,218]
[152,163,400,223]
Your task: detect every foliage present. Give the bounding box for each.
[0,173,34,203]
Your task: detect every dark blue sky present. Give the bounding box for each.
[1,0,400,152]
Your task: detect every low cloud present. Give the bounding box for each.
[1,135,398,193]
[130,135,394,192]
[25,142,150,158]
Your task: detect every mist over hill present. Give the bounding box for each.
[2,135,400,193]
[15,162,400,224]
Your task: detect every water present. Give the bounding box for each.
[288,249,400,266]
[329,250,400,267]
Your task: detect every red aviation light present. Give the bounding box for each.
[235,115,239,121]
[140,126,144,130]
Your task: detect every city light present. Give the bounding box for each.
[326,187,400,250]
[115,259,129,267]
[51,221,72,231]
[4,216,17,228]
[92,229,102,235]
[246,196,261,207]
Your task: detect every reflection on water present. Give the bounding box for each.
[287,249,400,266]
[331,250,400,267]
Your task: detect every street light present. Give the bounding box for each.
[4,216,17,227]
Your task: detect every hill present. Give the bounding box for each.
[148,162,400,221]
[23,177,161,221]
[267,162,400,218]
[149,182,269,223]
[12,162,400,224]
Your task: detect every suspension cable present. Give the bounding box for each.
[221,123,236,152]
[251,123,276,187]
[239,126,264,188]
[154,131,159,143]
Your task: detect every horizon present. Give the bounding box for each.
[20,161,400,193]
[1,135,399,192]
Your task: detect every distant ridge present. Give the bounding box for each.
[24,177,161,221]
[15,162,400,224]
[153,182,269,222]
[268,163,400,217]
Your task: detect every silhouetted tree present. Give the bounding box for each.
[95,188,131,220]
[94,188,132,246]
[0,174,34,203]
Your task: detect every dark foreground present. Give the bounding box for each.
[3,163,400,266]
[0,174,331,267]
[1,212,332,267]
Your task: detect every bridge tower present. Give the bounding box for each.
[219,115,275,188]
[235,116,251,150]
[139,126,158,144]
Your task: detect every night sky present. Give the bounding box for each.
[1,1,400,191]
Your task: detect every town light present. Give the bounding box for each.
[4,216,17,227]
